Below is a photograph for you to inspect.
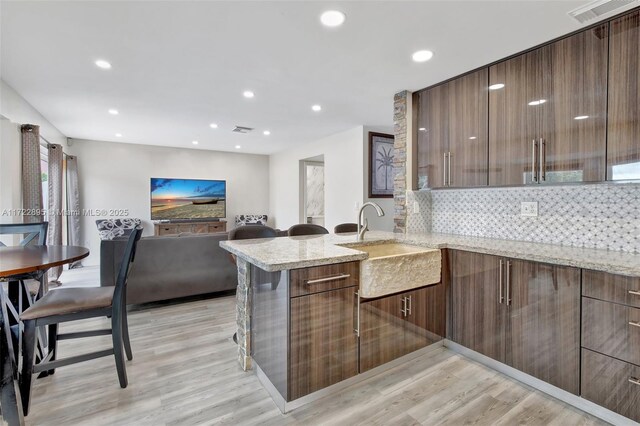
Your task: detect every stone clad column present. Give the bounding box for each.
[393,91,409,233]
[236,258,252,371]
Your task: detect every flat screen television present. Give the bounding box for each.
[150,178,226,221]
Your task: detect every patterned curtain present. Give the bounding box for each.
[66,155,82,268]
[47,144,64,281]
[21,124,43,223]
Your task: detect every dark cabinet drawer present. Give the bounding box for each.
[582,297,640,366]
[581,349,640,422]
[583,270,640,308]
[290,262,359,297]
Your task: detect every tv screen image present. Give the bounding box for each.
[150,178,226,220]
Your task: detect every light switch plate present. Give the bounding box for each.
[520,201,539,217]
[413,201,420,213]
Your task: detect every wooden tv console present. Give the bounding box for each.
[153,220,227,236]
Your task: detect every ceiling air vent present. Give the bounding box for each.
[232,126,254,134]
[568,0,637,24]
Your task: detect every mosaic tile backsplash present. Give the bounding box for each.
[406,183,640,254]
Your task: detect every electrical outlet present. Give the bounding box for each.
[520,201,538,217]
[413,201,420,213]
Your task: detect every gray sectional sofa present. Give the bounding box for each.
[100,233,237,304]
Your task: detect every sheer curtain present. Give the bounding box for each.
[47,144,64,281]
[66,155,82,268]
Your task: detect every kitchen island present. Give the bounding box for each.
[221,231,640,421]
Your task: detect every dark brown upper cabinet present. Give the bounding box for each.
[416,68,488,189]
[416,83,449,189]
[608,11,640,181]
[489,25,608,186]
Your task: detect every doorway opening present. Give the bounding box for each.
[300,156,325,227]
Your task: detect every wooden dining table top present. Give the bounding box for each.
[0,245,90,278]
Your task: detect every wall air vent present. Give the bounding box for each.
[568,0,637,24]
[232,126,254,134]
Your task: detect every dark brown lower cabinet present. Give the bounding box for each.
[506,259,581,394]
[450,250,505,361]
[359,284,445,373]
[288,285,359,400]
[582,349,640,422]
[450,250,580,394]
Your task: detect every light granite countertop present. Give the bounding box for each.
[220,231,640,277]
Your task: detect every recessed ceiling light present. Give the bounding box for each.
[320,10,346,27]
[192,140,199,145]
[108,109,119,115]
[412,50,434,63]
[235,145,241,149]
[243,90,255,98]
[263,130,271,136]
[574,115,589,120]
[418,127,426,131]
[209,123,218,129]
[528,99,547,106]
[95,59,112,69]
[469,136,477,140]
[115,133,122,138]
[312,104,322,112]
[489,83,505,90]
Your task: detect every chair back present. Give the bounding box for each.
[288,224,329,236]
[114,227,143,297]
[0,222,48,247]
[0,286,24,423]
[334,223,358,233]
[228,225,277,240]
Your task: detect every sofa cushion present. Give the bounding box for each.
[96,218,142,240]
[235,214,268,226]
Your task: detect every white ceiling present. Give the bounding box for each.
[1,1,595,154]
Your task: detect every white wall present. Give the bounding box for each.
[269,126,365,231]
[0,80,67,146]
[363,126,395,232]
[0,80,68,237]
[68,139,270,265]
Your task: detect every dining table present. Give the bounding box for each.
[0,245,89,425]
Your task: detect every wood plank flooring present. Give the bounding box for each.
[5,281,606,425]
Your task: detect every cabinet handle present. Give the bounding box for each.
[443,153,448,186]
[353,291,360,337]
[629,290,640,296]
[539,138,546,182]
[531,140,538,183]
[629,321,640,328]
[306,274,351,285]
[448,152,452,187]
[400,297,407,317]
[629,377,640,386]
[407,295,412,316]
[506,260,512,306]
[499,259,504,304]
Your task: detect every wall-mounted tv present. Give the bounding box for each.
[151,178,226,220]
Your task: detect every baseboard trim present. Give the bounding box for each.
[255,340,445,414]
[444,340,637,426]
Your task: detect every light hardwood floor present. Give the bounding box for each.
[10,270,606,425]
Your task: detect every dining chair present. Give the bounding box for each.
[0,223,49,365]
[334,223,358,233]
[0,287,24,426]
[287,224,329,236]
[227,224,278,343]
[18,227,142,416]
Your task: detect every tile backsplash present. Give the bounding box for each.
[407,183,640,254]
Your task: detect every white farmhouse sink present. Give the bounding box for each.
[355,243,441,299]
